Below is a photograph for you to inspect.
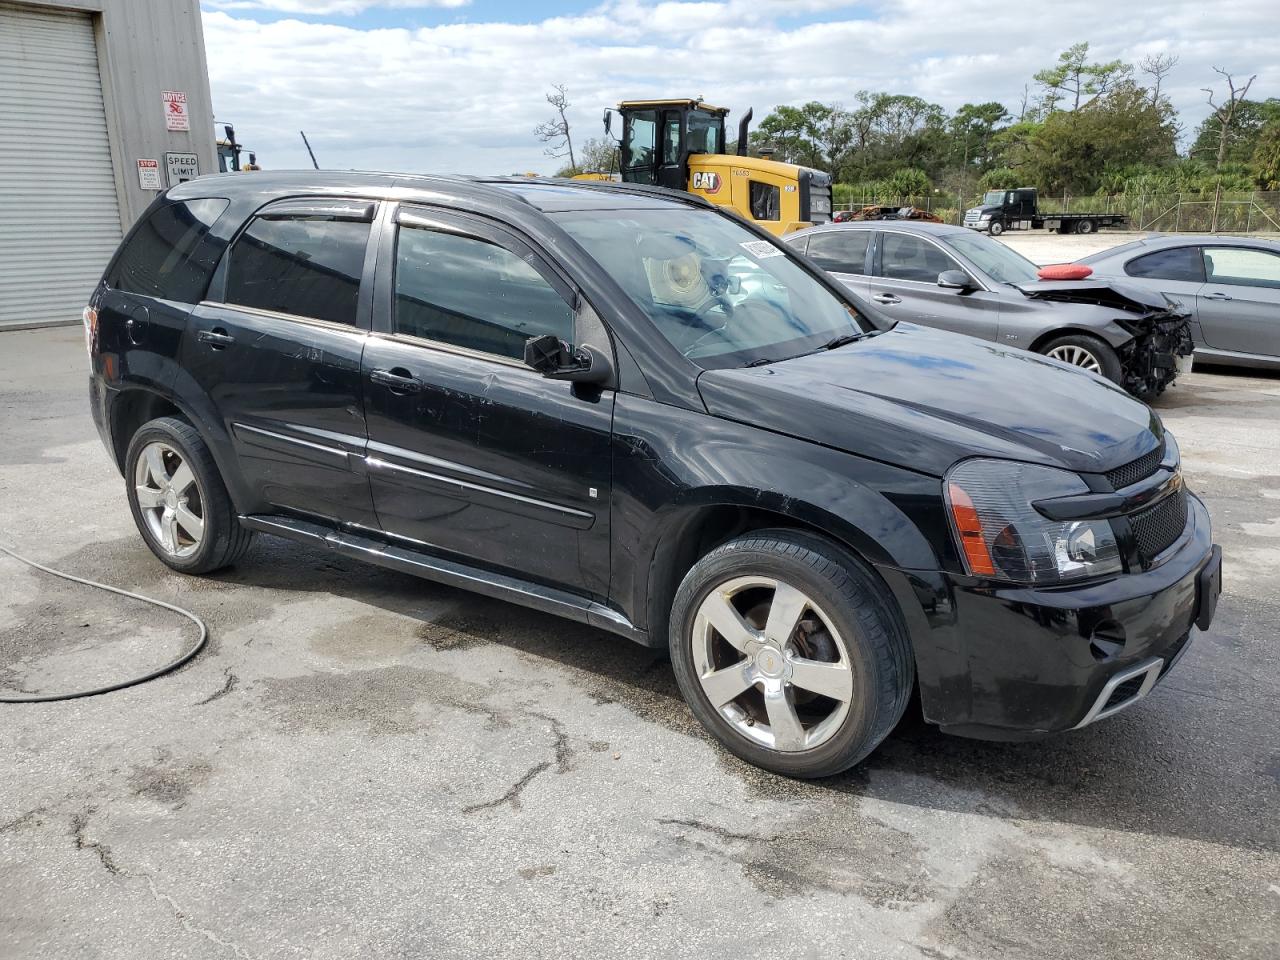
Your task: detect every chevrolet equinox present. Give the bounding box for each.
[87,172,1221,778]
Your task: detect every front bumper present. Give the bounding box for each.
[893,493,1219,739]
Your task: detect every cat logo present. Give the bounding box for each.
[691,171,722,194]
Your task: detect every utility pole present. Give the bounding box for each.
[300,130,320,170]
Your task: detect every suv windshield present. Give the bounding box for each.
[947,232,1041,285]
[552,208,865,367]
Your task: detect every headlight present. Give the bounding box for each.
[945,459,1122,584]
[977,214,991,222]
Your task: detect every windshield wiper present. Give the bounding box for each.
[823,332,872,350]
[745,356,776,367]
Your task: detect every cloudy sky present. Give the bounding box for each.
[199,0,1278,175]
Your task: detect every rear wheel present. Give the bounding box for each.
[1041,333,1123,384]
[125,417,253,574]
[1075,219,1096,235]
[669,530,914,779]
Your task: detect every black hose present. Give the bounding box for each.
[0,541,209,703]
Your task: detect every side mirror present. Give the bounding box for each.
[938,270,974,291]
[603,109,613,137]
[523,334,614,386]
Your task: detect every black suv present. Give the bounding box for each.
[87,172,1221,777]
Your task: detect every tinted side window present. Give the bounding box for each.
[625,110,657,182]
[394,226,574,361]
[880,233,959,282]
[662,111,681,165]
[806,231,870,274]
[1203,247,1280,288]
[109,198,229,302]
[750,181,780,222]
[224,216,370,326]
[1125,247,1204,283]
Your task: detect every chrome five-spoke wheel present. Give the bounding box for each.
[133,441,204,559]
[692,575,854,752]
[1045,343,1103,373]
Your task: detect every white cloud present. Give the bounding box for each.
[204,0,468,14]
[200,0,1280,176]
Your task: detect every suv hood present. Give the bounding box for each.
[697,323,1162,478]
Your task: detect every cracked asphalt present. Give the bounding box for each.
[2,325,1278,959]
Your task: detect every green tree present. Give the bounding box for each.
[1013,81,1177,193]
[1190,96,1278,167]
[948,102,1010,174]
[1034,42,1130,114]
[1253,119,1280,189]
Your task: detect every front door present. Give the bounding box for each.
[869,231,1000,340]
[1197,246,1280,356]
[181,197,378,526]
[362,206,614,598]
[656,109,686,191]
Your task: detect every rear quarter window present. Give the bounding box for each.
[108,198,230,302]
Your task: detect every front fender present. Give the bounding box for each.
[610,394,949,635]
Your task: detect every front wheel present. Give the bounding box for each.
[988,219,1005,236]
[1040,333,1123,384]
[668,530,914,779]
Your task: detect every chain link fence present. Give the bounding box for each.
[832,190,1280,233]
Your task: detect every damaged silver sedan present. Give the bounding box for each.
[786,221,1194,399]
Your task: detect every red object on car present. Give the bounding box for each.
[1037,264,1094,280]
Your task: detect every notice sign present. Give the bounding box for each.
[136,159,161,190]
[165,152,199,187]
[163,90,189,131]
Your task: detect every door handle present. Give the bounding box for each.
[197,328,235,349]
[1204,291,1232,301]
[872,294,901,305]
[370,367,423,394]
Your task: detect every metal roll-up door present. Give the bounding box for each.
[0,3,123,329]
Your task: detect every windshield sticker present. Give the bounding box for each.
[740,240,783,259]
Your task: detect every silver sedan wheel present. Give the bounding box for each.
[1046,344,1103,373]
[134,441,204,559]
[691,575,855,753]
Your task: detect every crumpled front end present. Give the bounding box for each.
[1015,279,1195,398]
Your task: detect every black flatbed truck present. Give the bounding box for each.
[963,187,1127,235]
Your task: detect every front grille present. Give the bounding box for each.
[1107,442,1165,489]
[1130,488,1188,561]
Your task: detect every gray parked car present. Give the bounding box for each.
[786,221,1194,398]
[1078,235,1280,370]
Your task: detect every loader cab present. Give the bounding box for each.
[615,99,727,190]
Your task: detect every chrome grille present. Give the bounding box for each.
[1130,488,1188,561]
[1107,443,1165,490]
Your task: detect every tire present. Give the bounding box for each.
[1076,219,1095,235]
[124,416,253,575]
[1040,333,1123,384]
[988,219,1005,236]
[668,529,914,779]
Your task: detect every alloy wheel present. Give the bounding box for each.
[134,441,204,559]
[1046,344,1103,373]
[691,575,855,752]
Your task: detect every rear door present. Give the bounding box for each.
[1196,246,1280,357]
[362,205,614,598]
[182,197,378,526]
[797,229,872,299]
[1121,245,1206,329]
[869,231,1001,340]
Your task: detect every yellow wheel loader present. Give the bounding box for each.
[605,98,832,236]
